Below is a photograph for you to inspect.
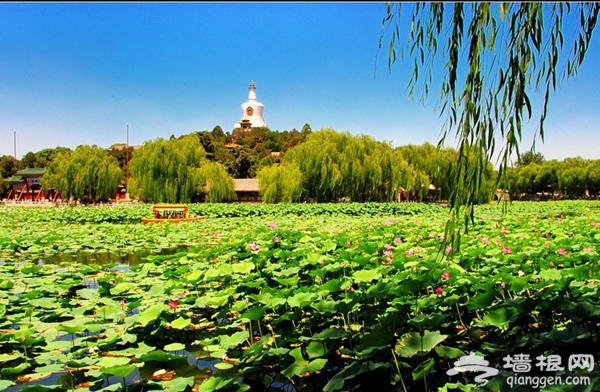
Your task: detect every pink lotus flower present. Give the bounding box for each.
[549,261,555,267]
[428,233,436,239]
[445,246,452,255]
[435,287,443,295]
[120,299,125,307]
[394,237,403,244]
[439,235,445,242]
[168,300,179,310]
[417,235,423,241]
[500,282,506,289]
[591,222,599,228]
[406,249,415,257]
[383,249,393,257]
[268,221,278,229]
[502,246,513,255]
[385,243,393,251]
[481,237,489,244]
[441,272,450,281]
[346,241,352,247]
[386,257,393,264]
[248,242,260,251]
[273,236,280,243]
[582,247,593,253]
[557,248,567,256]
[412,266,418,273]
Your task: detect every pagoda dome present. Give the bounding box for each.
[236,81,268,129]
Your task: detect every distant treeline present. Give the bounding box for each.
[1,126,598,203]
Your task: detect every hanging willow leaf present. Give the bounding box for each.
[379,2,600,251]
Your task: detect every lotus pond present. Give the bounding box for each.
[0,201,599,391]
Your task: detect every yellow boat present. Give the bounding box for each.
[141,204,205,223]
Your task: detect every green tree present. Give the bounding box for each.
[34,147,72,167]
[19,152,39,169]
[257,163,304,203]
[197,162,237,203]
[585,159,600,196]
[211,125,225,140]
[557,157,588,197]
[128,135,207,203]
[43,145,123,203]
[517,149,545,166]
[380,2,599,249]
[284,128,425,202]
[0,155,19,179]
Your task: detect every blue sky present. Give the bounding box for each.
[1,2,599,164]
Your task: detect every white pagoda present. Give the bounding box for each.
[236,81,268,129]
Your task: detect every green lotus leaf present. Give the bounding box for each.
[480,306,519,328]
[435,345,466,359]
[157,376,195,391]
[97,356,131,368]
[274,276,300,287]
[0,352,20,362]
[26,363,66,380]
[352,269,381,283]
[203,294,230,308]
[18,385,66,392]
[45,340,73,352]
[186,269,202,283]
[538,268,563,281]
[164,342,186,352]
[219,330,249,350]
[99,364,137,378]
[0,380,14,390]
[66,356,98,368]
[57,322,86,335]
[281,347,328,378]
[197,376,240,392]
[28,298,58,312]
[0,279,14,290]
[110,282,137,295]
[139,349,186,363]
[99,383,122,391]
[1,361,30,376]
[395,330,448,358]
[311,299,337,314]
[232,261,255,275]
[136,303,166,327]
[412,357,435,380]
[287,291,317,308]
[171,316,191,330]
[306,341,326,359]
[318,279,343,294]
[147,284,165,297]
[466,289,497,310]
[240,306,267,321]
[214,362,234,370]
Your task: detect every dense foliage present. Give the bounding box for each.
[0,201,599,391]
[380,2,600,248]
[282,129,430,203]
[2,130,598,204]
[43,145,123,203]
[502,156,600,199]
